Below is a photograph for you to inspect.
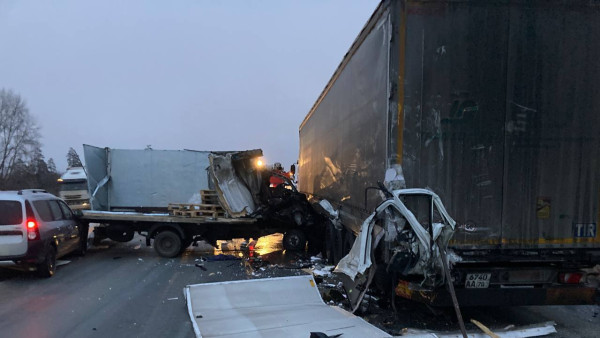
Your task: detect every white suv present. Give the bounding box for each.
[0,189,87,277]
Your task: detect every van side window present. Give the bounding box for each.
[58,201,73,220]
[32,200,54,222]
[48,201,65,221]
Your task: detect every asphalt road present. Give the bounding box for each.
[1,236,599,338]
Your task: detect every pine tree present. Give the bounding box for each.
[47,158,57,173]
[67,147,83,168]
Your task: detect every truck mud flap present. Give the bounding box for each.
[183,275,391,338]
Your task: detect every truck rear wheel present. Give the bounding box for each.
[283,229,307,251]
[153,230,182,258]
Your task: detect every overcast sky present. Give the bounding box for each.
[0,0,379,172]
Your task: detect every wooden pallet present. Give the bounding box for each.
[172,210,226,218]
[168,202,225,218]
[200,190,220,205]
[200,190,218,197]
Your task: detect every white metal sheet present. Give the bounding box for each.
[184,276,392,338]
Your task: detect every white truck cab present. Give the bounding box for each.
[58,167,90,210]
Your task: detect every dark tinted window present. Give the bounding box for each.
[60,182,88,191]
[0,201,23,225]
[33,200,53,222]
[58,201,73,220]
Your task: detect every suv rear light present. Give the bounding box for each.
[27,220,39,240]
[25,201,40,241]
[558,272,584,284]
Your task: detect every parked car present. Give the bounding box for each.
[0,189,87,277]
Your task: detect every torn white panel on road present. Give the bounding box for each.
[183,275,392,338]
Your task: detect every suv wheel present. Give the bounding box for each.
[37,246,57,278]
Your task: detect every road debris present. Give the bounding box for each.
[399,321,557,338]
[205,254,241,261]
[470,319,500,338]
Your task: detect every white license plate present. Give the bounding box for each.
[465,273,491,288]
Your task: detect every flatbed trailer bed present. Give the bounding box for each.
[80,210,256,225]
[77,210,267,258]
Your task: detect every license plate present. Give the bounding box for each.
[465,273,491,288]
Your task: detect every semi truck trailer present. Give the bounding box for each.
[299,0,600,306]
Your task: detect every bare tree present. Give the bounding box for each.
[0,89,41,185]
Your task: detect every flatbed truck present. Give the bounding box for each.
[77,146,322,257]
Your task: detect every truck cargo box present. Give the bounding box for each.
[84,144,211,211]
[299,0,600,250]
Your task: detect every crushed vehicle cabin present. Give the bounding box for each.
[77,145,323,257]
[299,0,600,307]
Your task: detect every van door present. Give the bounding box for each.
[33,200,69,257]
[48,200,77,255]
[0,201,26,257]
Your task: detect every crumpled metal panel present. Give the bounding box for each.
[83,144,109,211]
[208,152,257,217]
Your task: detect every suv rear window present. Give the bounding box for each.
[0,200,23,225]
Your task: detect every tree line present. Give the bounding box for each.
[0,88,81,195]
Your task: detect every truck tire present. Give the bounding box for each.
[153,230,182,258]
[37,246,57,278]
[283,229,307,251]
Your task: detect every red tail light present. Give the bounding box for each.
[25,201,40,241]
[27,219,40,240]
[558,272,584,284]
